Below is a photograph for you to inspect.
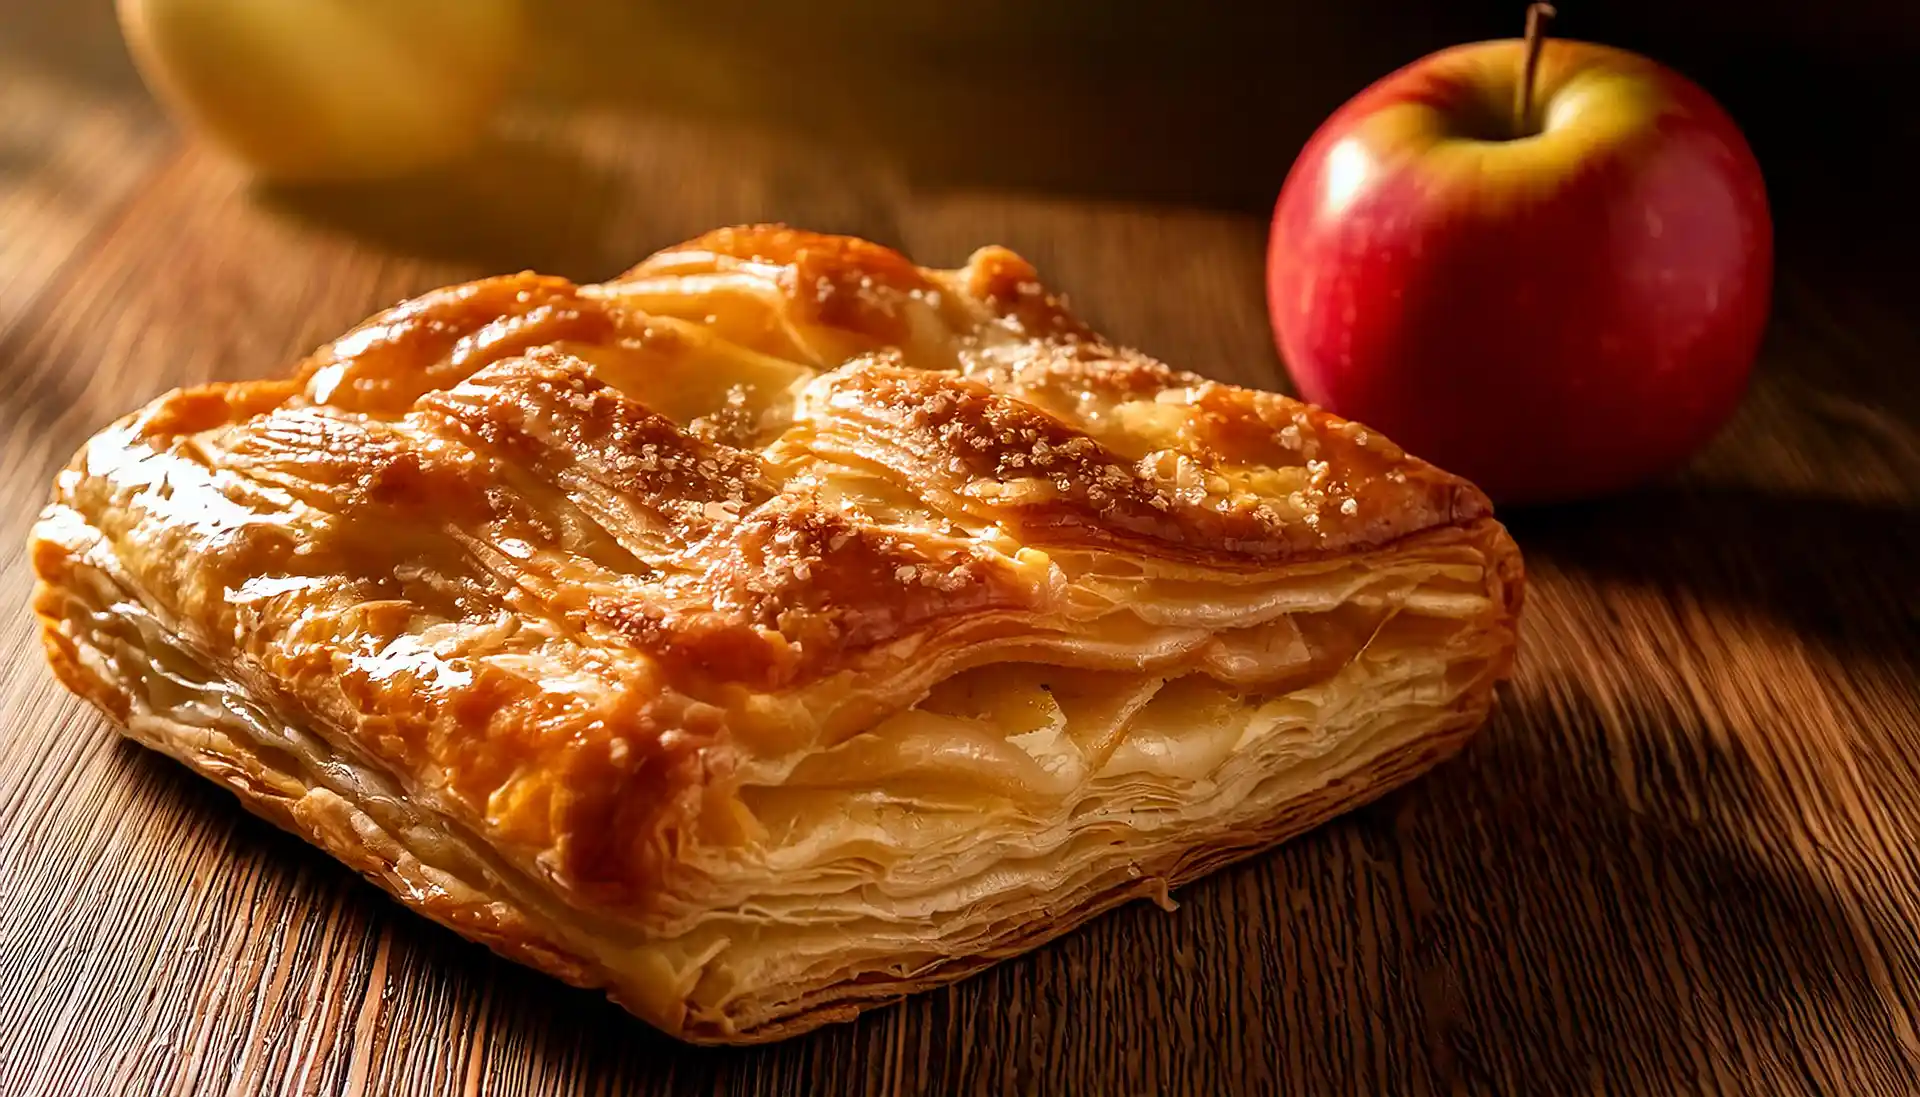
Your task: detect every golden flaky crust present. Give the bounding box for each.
[30,226,1524,1042]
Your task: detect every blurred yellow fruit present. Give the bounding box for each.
[118,0,524,181]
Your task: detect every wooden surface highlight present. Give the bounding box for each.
[2,12,1918,1096]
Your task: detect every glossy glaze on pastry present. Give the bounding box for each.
[30,227,1524,1043]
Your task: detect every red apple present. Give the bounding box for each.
[1266,31,1771,503]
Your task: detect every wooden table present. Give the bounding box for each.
[3,7,1918,1095]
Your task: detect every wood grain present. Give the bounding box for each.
[2,7,1918,1095]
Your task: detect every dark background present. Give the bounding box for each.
[519,1,1919,258]
[10,0,1915,242]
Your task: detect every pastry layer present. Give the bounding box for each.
[30,226,1525,1042]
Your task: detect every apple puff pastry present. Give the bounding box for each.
[30,226,1523,1043]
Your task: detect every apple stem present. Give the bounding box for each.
[1514,2,1557,137]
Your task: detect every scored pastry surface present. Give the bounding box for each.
[31,226,1523,1042]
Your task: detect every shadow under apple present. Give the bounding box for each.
[1503,484,1919,665]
